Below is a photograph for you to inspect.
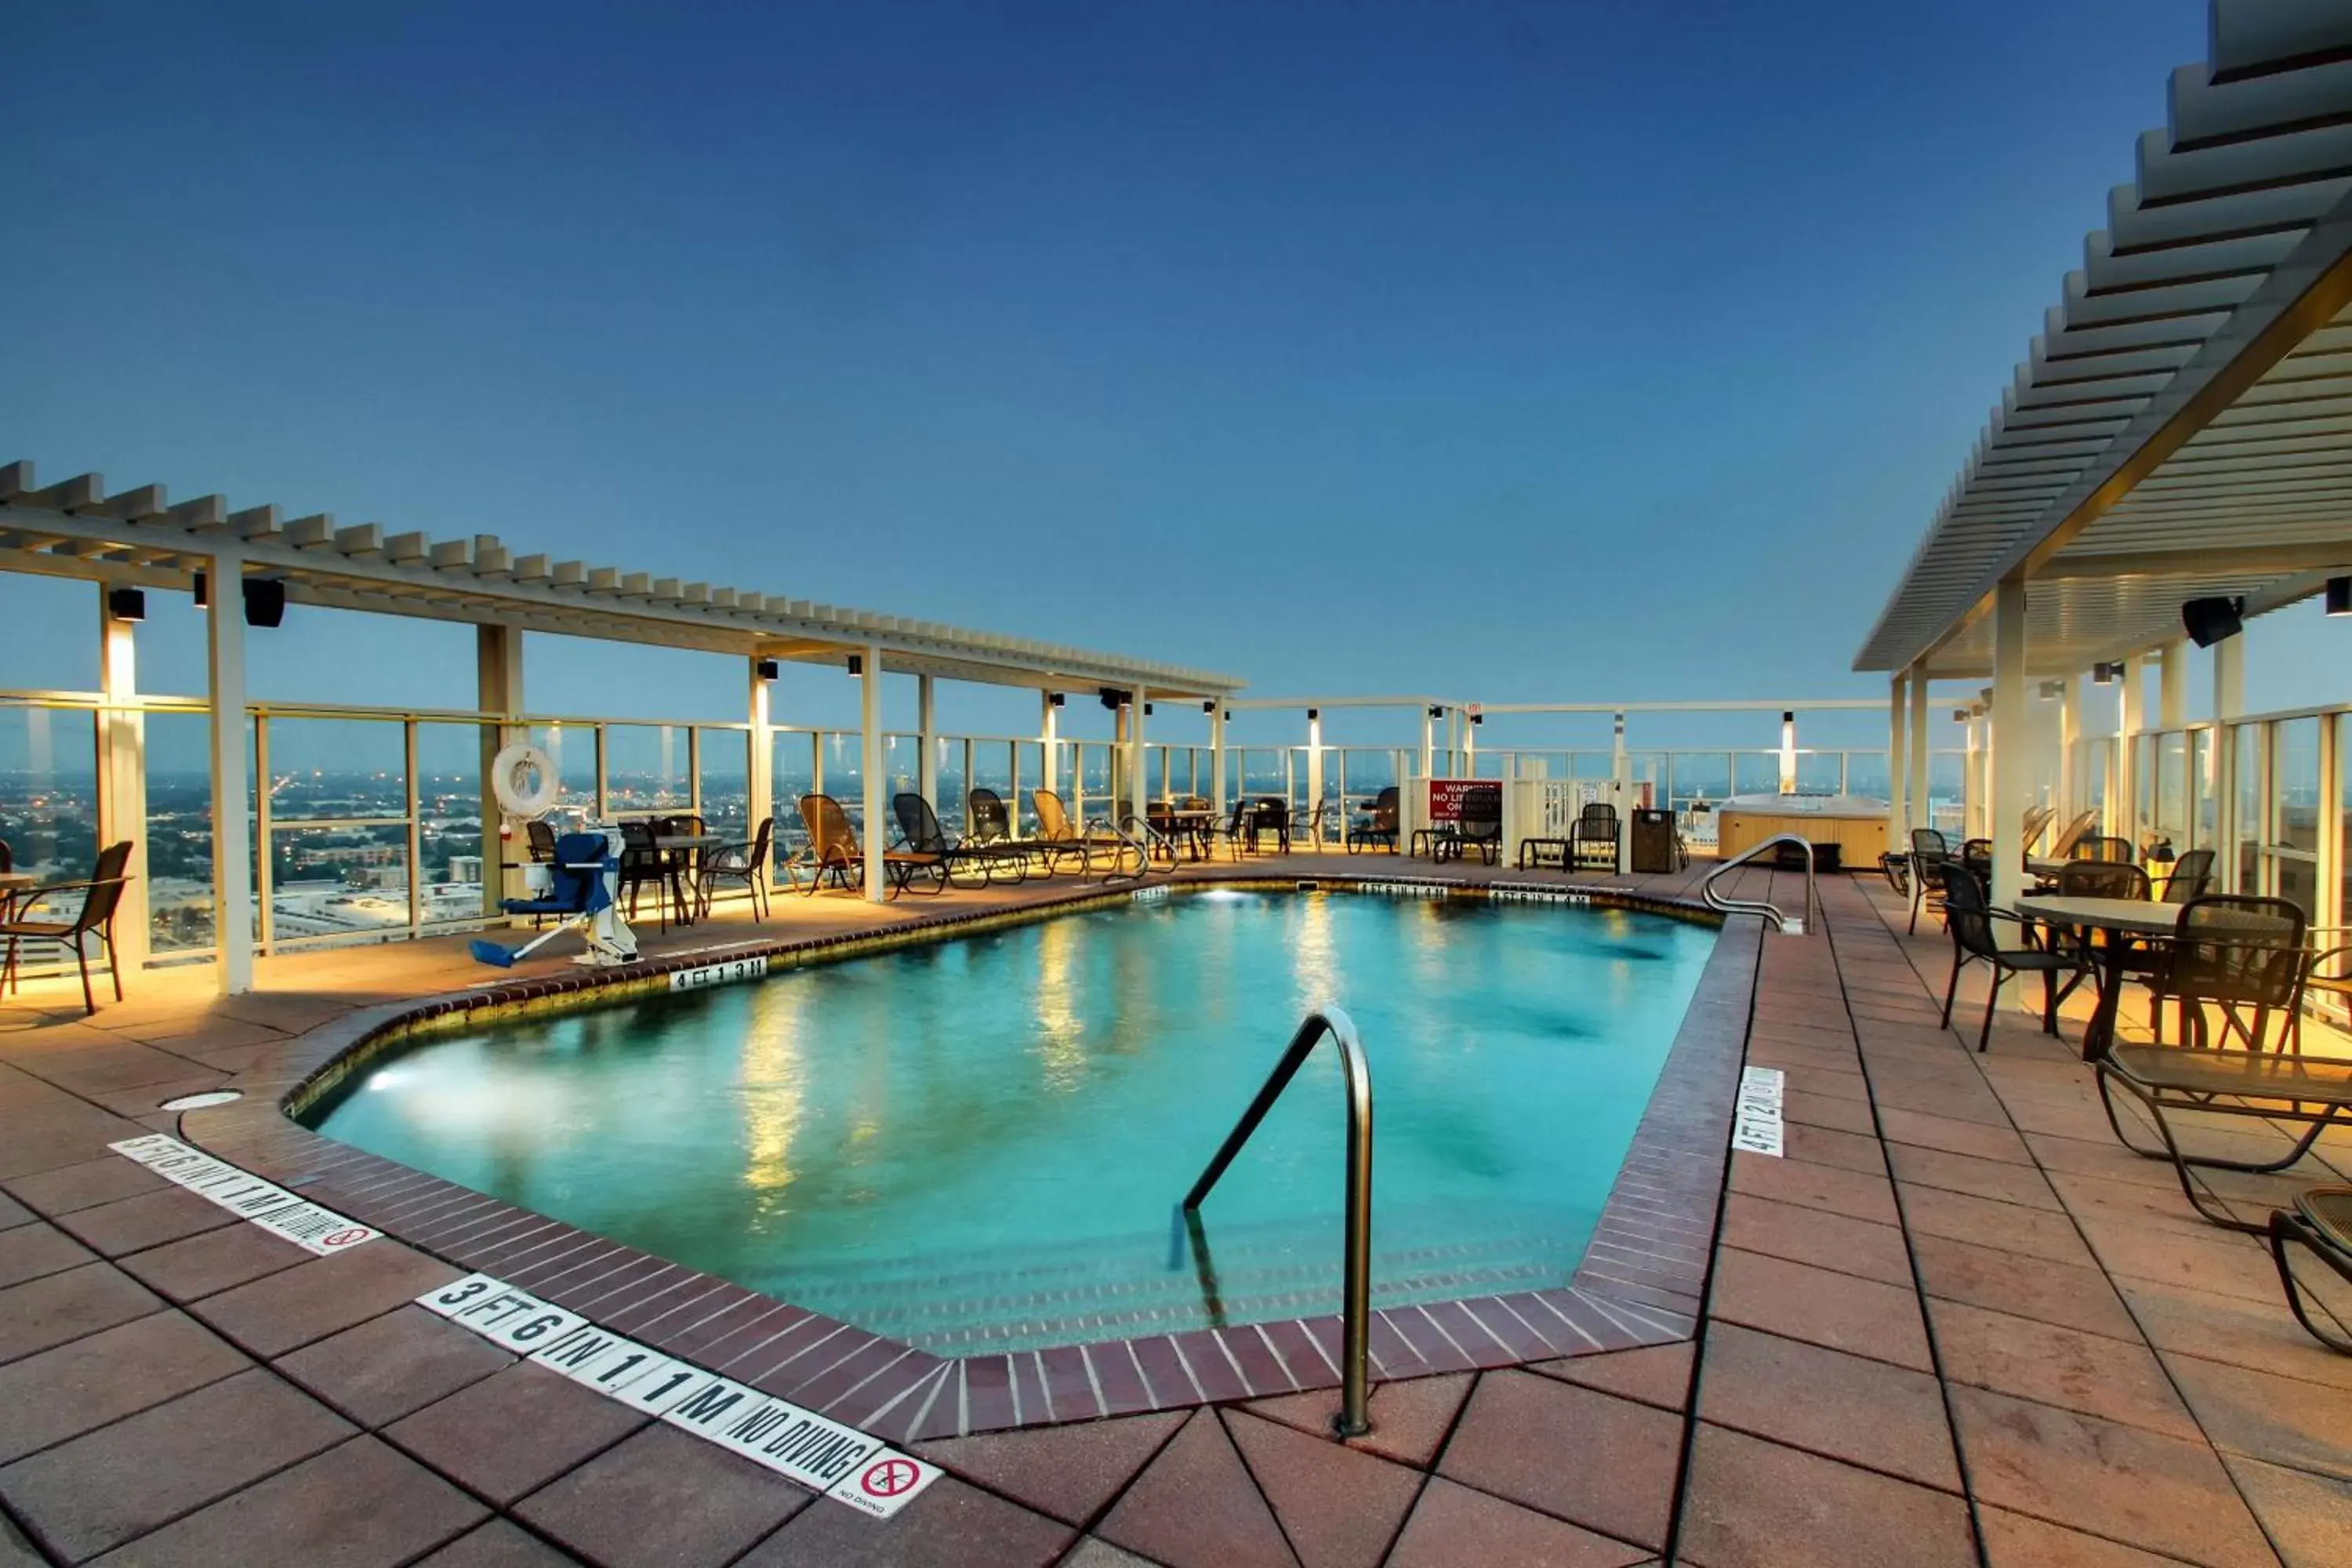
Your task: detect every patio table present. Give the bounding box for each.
[2014,893,2176,1062]
[654,833,724,924]
[1145,807,1215,862]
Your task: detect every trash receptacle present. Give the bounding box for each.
[1630,809,1678,874]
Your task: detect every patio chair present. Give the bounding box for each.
[1346,787,1399,855]
[525,818,558,864]
[1959,837,1994,883]
[2270,1188,2352,1352]
[2288,926,2351,1057]
[696,816,774,921]
[2046,810,2100,860]
[2020,804,2055,849]
[2144,894,2306,1053]
[1570,804,1619,873]
[0,840,134,1015]
[1029,789,1115,876]
[793,793,942,898]
[968,787,1018,844]
[2157,848,2214,905]
[893,793,1010,888]
[1245,797,1293,854]
[2096,1044,2352,1232]
[616,819,673,930]
[1440,796,1503,866]
[1907,829,1951,934]
[2041,859,2153,1007]
[1936,865,2077,1051]
[2076,835,2137,864]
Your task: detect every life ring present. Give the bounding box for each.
[490,742,558,818]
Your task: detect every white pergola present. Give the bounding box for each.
[1857,0,2352,909]
[0,460,1241,992]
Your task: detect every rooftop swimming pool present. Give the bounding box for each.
[308,888,1715,1353]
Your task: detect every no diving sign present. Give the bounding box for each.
[829,1450,941,1519]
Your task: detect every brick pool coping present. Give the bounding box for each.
[174,869,1762,1442]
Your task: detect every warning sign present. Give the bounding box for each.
[109,1136,379,1255]
[826,1450,942,1519]
[1426,779,1500,826]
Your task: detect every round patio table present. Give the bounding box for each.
[2014,893,2176,1062]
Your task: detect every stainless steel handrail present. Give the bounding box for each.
[1183,1007,1374,1437]
[1702,833,1820,935]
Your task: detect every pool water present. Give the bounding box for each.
[310,890,1715,1352]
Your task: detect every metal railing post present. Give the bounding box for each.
[1183,1007,1373,1437]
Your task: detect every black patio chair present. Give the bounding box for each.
[1570,804,1619,873]
[2270,1188,2352,1353]
[1907,829,1951,934]
[1440,797,1503,866]
[1959,837,1994,883]
[0,840,134,1015]
[2076,835,2137,865]
[1346,788,1399,855]
[2158,848,2215,905]
[1247,797,1292,854]
[1936,865,2077,1052]
[2146,894,2307,1053]
[893,793,1009,888]
[697,816,774,921]
[616,819,673,930]
[2039,859,2152,1007]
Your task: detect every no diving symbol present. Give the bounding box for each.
[318,1227,372,1249]
[862,1457,919,1498]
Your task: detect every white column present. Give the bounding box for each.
[1210,704,1227,812]
[2116,653,2145,841]
[477,625,524,917]
[2212,636,2244,723]
[1907,666,1929,841]
[2159,640,2187,730]
[747,658,774,838]
[1777,710,1797,796]
[1990,579,2029,909]
[1418,709,1435,779]
[1613,710,1632,873]
[1888,673,1908,848]
[96,589,151,974]
[206,552,254,994]
[1129,690,1149,829]
[1305,711,1323,847]
[860,645,886,903]
[2056,674,2079,823]
[1464,715,1477,774]
[916,673,937,807]
[1963,710,1983,838]
[1040,693,1059,796]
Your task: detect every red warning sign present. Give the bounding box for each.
[861,1457,919,1498]
[827,1448,939,1519]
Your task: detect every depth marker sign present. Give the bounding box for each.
[109,1135,379,1254]
[1733,1065,1785,1157]
[419,1273,940,1520]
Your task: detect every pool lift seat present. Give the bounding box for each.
[469,830,639,970]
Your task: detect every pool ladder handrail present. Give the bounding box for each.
[1702,833,1820,936]
[1182,1007,1374,1437]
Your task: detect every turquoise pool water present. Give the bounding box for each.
[310,890,1714,1352]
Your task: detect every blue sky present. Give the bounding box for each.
[12,0,2314,754]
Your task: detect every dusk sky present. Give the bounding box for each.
[10,0,2317,753]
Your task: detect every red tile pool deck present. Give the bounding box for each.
[2,852,2350,1566]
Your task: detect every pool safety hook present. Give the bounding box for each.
[1183,1007,1374,1437]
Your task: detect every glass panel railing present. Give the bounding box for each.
[262,717,405,823]
[696,727,751,845]
[604,724,691,816]
[144,710,213,953]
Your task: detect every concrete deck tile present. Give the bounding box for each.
[1894,1184,2098,1267]
[1225,1410,1420,1568]
[1707,1247,1933,1372]
[514,1422,809,1568]
[190,1239,459,1357]
[275,1304,517,1428]
[1436,1370,1679,1549]
[1723,1154,1899,1225]
[1909,1233,2140,1342]
[2219,1454,2352,1568]
[1524,1341,1693,1414]
[1973,1505,2188,1566]
[415,1519,588,1566]
[84,1434,488,1567]
[1947,1385,2276,1568]
[0,1156,168,1218]
[1097,1409,1298,1568]
[0,1221,96,1290]
[1926,1299,2200,1441]
[1675,1421,1974,1568]
[0,1194,28,1232]
[2049,1168,2232,1236]
[0,1261,163,1367]
[2166,1354,2352,1482]
[0,1366,354,1561]
[2113,1275,2352,1394]
[1777,1087,1876,1135]
[114,1221,309,1303]
[739,1475,1073,1567]
[1777,1123,1889,1176]
[53,1187,238,1257]
[2074,1218,2282,1307]
[1886,1144,2064,1211]
[1717,1192,1911,1287]
[915,1410,1184,1526]
[1875,1106,2036,1166]
[1243,1370,1474,1468]
[1695,1323,1959,1491]
[1384,1475,1650,1568]
[387,1363,647,1505]
[2026,1133,2189,1191]
[0,1312,251,1469]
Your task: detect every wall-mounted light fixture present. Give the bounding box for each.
[755,658,779,681]
[2092,662,2119,684]
[1049,691,1065,708]
[1952,709,1969,723]
[2038,681,2064,700]
[1470,712,1483,726]
[107,587,147,622]
[1427,705,1444,720]
[1306,707,1319,722]
[1143,702,1153,717]
[2181,595,2245,648]
[242,579,286,629]
[846,654,863,677]
[1202,700,1216,715]
[2327,576,2350,618]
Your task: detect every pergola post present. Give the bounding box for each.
[860,644,886,904]
[1418,707,1434,780]
[1907,666,1929,840]
[2115,654,2144,842]
[206,551,254,994]
[747,657,774,841]
[1210,703,1227,812]
[1887,673,1908,848]
[1613,710,1632,873]
[2213,634,2244,880]
[1305,710,1323,847]
[1990,579,2029,909]
[96,586,151,975]
[2212,635,2244,724]
[1129,690,1148,831]
[2159,640,2187,730]
[477,625,524,919]
[916,674,937,808]
[2056,674,2079,823]
[1040,692,1059,797]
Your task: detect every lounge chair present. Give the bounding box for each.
[696,816,774,920]
[1346,788,1399,855]
[1438,797,1502,866]
[2076,835,2137,864]
[2097,1044,2352,1232]
[893,793,1018,887]
[1936,865,2078,1051]
[0,841,133,1014]
[1031,789,1138,877]
[967,786,1072,877]
[2020,803,2054,850]
[1570,804,1619,873]
[793,793,943,898]
[2269,1188,2352,1352]
[2156,848,2214,904]
[2045,810,2100,860]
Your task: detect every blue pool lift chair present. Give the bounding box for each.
[470,832,626,968]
